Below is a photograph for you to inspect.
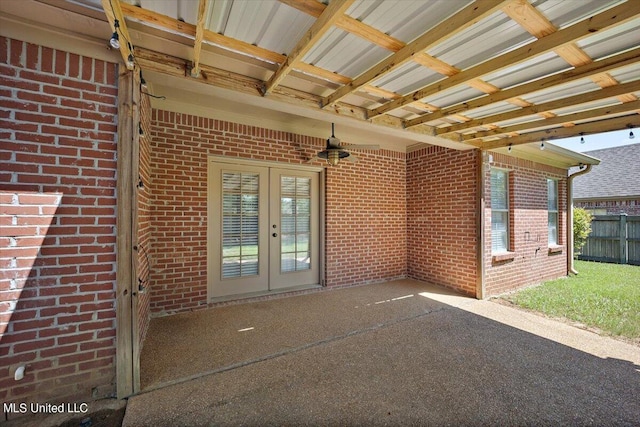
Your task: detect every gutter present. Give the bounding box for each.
[567,164,593,275]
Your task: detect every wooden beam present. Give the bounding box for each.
[404,46,640,128]
[101,0,135,70]
[280,0,405,51]
[321,0,508,108]
[470,114,640,149]
[115,67,134,399]
[501,0,555,38]
[372,1,639,117]
[463,100,640,142]
[338,14,405,51]
[262,0,355,96]
[437,80,640,136]
[191,0,208,77]
[120,2,353,86]
[133,46,371,123]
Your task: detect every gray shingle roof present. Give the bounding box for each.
[573,143,640,200]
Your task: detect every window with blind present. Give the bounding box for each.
[280,176,311,273]
[548,179,558,245]
[221,172,260,278]
[491,169,509,253]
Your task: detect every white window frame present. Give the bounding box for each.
[547,178,559,246]
[491,169,510,254]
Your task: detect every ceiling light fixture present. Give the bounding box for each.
[540,141,545,150]
[127,54,135,69]
[327,150,340,166]
[580,133,585,144]
[109,19,120,49]
[508,144,512,152]
[630,128,635,140]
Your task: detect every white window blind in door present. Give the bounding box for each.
[222,172,260,278]
[280,176,311,273]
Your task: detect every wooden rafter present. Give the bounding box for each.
[372,1,639,118]
[119,2,352,86]
[282,0,496,118]
[320,0,508,108]
[262,0,356,96]
[436,80,640,137]
[470,115,640,149]
[101,0,135,70]
[462,100,640,143]
[191,0,208,77]
[95,0,639,148]
[280,0,404,51]
[404,47,640,128]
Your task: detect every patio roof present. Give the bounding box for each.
[3,0,638,159]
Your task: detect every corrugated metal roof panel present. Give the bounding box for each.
[371,61,443,95]
[421,85,485,109]
[347,0,473,44]
[303,29,391,78]
[609,64,640,84]
[482,52,570,90]
[533,0,627,30]
[493,115,543,128]
[135,0,196,23]
[522,80,601,105]
[577,18,640,61]
[428,10,535,70]
[208,0,314,55]
[462,101,520,120]
[552,99,621,117]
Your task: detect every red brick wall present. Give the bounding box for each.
[149,110,407,314]
[325,146,406,288]
[483,152,568,296]
[575,199,640,215]
[136,81,152,349]
[406,146,478,296]
[0,37,118,408]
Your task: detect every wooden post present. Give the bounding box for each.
[116,67,135,399]
[620,213,627,264]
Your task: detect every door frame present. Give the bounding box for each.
[206,156,325,302]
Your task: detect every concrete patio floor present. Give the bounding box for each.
[125,279,640,426]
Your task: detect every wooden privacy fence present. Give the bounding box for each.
[578,214,640,265]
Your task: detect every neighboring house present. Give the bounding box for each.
[1,0,635,421]
[573,143,640,215]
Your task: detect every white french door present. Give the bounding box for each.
[208,160,320,299]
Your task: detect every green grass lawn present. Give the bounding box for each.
[503,260,640,341]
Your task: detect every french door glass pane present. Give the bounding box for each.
[281,176,311,273]
[221,172,260,278]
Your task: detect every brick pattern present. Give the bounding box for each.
[325,146,406,288]
[136,81,152,348]
[0,37,118,407]
[150,110,407,314]
[406,146,478,296]
[484,152,568,296]
[575,199,640,215]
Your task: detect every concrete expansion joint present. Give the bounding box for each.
[137,306,453,397]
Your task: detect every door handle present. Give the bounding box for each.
[272,233,278,237]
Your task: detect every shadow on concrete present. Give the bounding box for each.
[131,280,640,426]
